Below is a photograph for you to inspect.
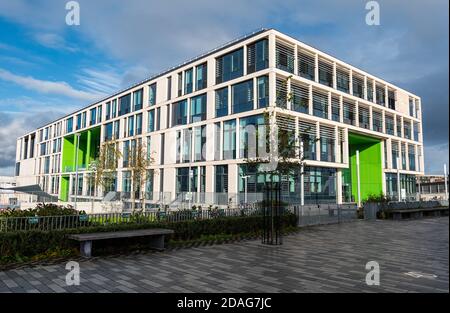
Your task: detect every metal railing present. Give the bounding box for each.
[289,203,358,227]
[0,207,262,233]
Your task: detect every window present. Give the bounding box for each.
[127,116,134,137]
[413,122,420,141]
[408,144,416,171]
[176,167,197,192]
[160,133,165,164]
[409,98,414,117]
[148,110,155,132]
[223,120,236,159]
[190,94,207,122]
[172,99,188,126]
[318,60,333,87]
[336,68,349,93]
[146,169,154,195]
[97,106,102,123]
[396,117,402,137]
[367,81,374,102]
[372,111,382,132]
[331,96,340,122]
[215,165,228,193]
[114,121,120,140]
[119,93,131,116]
[320,126,335,162]
[216,48,243,84]
[215,87,228,118]
[155,107,161,131]
[167,76,172,100]
[257,76,269,108]
[112,99,117,118]
[194,126,206,161]
[76,113,82,130]
[375,85,385,106]
[298,50,315,81]
[247,39,269,74]
[403,120,411,139]
[232,79,254,114]
[276,78,288,108]
[359,106,370,129]
[136,113,142,135]
[239,115,265,159]
[82,112,86,128]
[275,41,294,73]
[133,89,143,111]
[388,90,396,110]
[149,83,156,106]
[67,117,73,133]
[385,115,395,135]
[401,143,406,170]
[353,75,364,99]
[312,90,328,119]
[90,108,97,126]
[122,171,131,193]
[104,122,113,141]
[195,63,207,90]
[299,121,317,160]
[291,82,309,114]
[44,157,50,174]
[177,72,183,97]
[123,141,130,167]
[184,68,193,94]
[214,122,221,160]
[182,128,192,163]
[343,100,356,126]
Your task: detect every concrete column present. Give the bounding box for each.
[343,128,349,164]
[268,33,276,69]
[327,92,332,120]
[228,163,238,194]
[339,95,344,123]
[355,101,359,128]
[268,71,276,108]
[363,76,368,100]
[308,85,313,115]
[293,44,298,76]
[332,62,337,89]
[314,54,319,83]
[336,169,343,204]
[315,121,320,161]
[369,106,373,130]
[334,125,340,163]
[349,69,353,95]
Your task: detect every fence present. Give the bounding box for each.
[0,207,262,233]
[289,203,358,227]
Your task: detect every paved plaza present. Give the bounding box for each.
[0,217,448,293]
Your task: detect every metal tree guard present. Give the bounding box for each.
[262,181,282,245]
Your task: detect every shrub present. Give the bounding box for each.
[0,203,84,218]
[0,213,297,264]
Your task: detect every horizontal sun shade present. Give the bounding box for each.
[372,110,383,132]
[298,49,315,81]
[358,106,370,129]
[291,82,309,114]
[276,78,288,108]
[276,41,295,73]
[352,75,364,99]
[298,120,317,138]
[331,95,340,122]
[320,125,335,139]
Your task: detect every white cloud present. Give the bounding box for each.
[33,33,79,52]
[0,68,103,102]
[424,143,449,175]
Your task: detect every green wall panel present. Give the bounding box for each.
[349,133,383,203]
[60,175,69,201]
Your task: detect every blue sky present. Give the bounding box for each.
[0,0,448,175]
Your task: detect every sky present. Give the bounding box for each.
[0,0,448,176]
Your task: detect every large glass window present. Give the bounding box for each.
[318,60,333,87]
[372,111,383,132]
[408,145,416,171]
[127,116,134,137]
[215,165,228,193]
[176,167,197,192]
[167,76,172,100]
[388,90,396,110]
[232,79,254,114]
[385,115,395,135]
[195,63,207,90]
[66,117,73,133]
[104,122,113,141]
[404,121,411,140]
[148,83,156,106]
[391,141,399,169]
[223,120,236,160]
[257,76,269,108]
[320,126,335,162]
[367,82,374,102]
[136,113,142,135]
[343,101,356,126]
[215,87,228,117]
[184,68,193,94]
[122,171,131,193]
[375,85,385,106]
[299,121,317,160]
[247,39,269,74]
[275,41,294,73]
[148,110,155,132]
[172,99,188,126]
[331,96,340,122]
[239,115,265,159]
[303,167,336,204]
[291,83,309,114]
[119,93,131,116]
[336,69,349,93]
[358,106,370,129]
[298,50,315,81]
[90,108,97,126]
[216,48,243,84]
[133,88,143,111]
[352,76,364,99]
[194,126,206,161]
[177,72,183,97]
[76,113,82,130]
[312,91,328,119]
[190,94,207,122]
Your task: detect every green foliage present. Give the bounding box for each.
[0,203,85,218]
[363,192,389,204]
[0,213,297,265]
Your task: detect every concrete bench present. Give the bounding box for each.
[69,228,174,257]
[388,207,449,220]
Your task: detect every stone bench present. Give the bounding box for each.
[387,207,449,220]
[69,228,174,257]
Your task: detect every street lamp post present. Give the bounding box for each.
[241,175,250,204]
[74,133,81,210]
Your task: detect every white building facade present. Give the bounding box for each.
[15,29,424,207]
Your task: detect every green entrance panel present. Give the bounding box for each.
[348,133,383,203]
[60,175,70,201]
[61,126,101,173]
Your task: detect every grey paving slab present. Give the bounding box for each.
[0,217,448,293]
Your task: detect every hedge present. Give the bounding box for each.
[0,213,297,264]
